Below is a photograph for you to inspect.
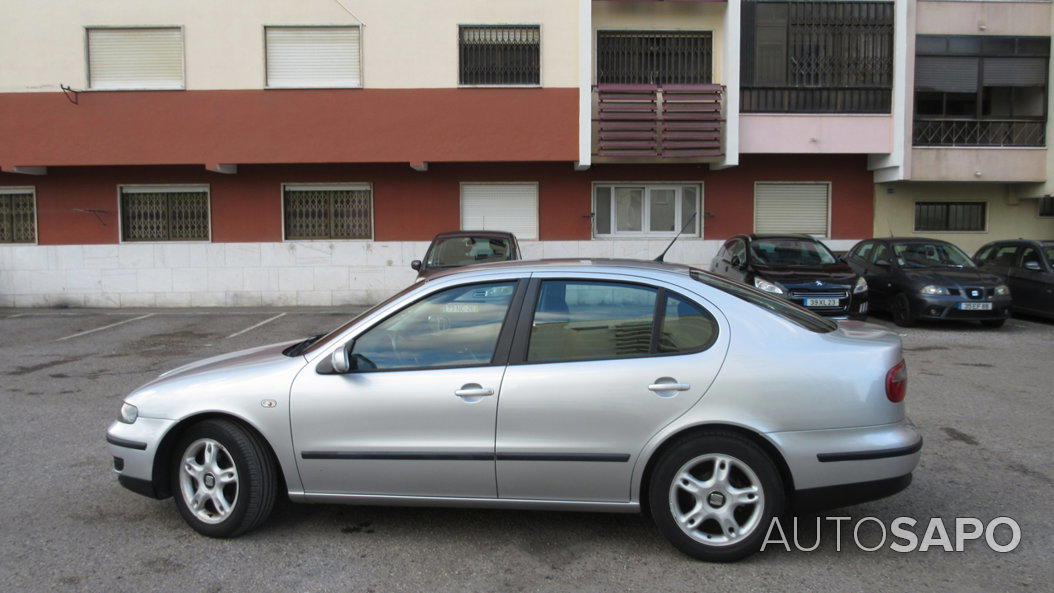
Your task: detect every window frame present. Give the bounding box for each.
[0,186,38,245]
[84,26,186,91]
[508,277,720,366]
[263,24,364,90]
[458,24,542,88]
[912,201,989,233]
[117,184,211,243]
[281,182,374,242]
[1038,197,1054,218]
[753,181,832,238]
[592,182,703,239]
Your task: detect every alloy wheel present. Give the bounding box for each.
[667,453,765,546]
[178,438,239,524]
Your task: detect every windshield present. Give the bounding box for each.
[426,236,512,269]
[750,239,837,266]
[689,269,837,333]
[893,242,975,269]
[299,283,422,356]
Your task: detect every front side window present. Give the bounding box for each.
[459,25,540,86]
[120,185,209,242]
[871,243,891,264]
[749,239,837,266]
[728,239,747,264]
[350,282,517,371]
[265,26,361,88]
[0,188,36,244]
[988,245,1020,266]
[597,31,713,85]
[914,201,986,232]
[892,242,976,269]
[426,236,512,269]
[283,184,372,240]
[87,27,184,90]
[850,241,874,262]
[593,184,700,238]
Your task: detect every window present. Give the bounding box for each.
[283,184,372,240]
[596,31,713,85]
[659,293,718,354]
[689,269,837,333]
[87,27,184,90]
[265,26,361,88]
[460,183,538,240]
[1018,247,1042,270]
[0,188,36,244]
[754,182,829,236]
[850,241,874,262]
[119,185,209,242]
[426,236,512,269]
[987,245,1020,266]
[594,184,700,238]
[1040,197,1054,218]
[350,282,517,371]
[459,25,540,86]
[740,1,894,113]
[728,239,747,264]
[871,243,891,264]
[914,202,986,232]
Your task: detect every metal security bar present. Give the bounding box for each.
[913,119,1046,147]
[120,190,209,241]
[459,25,540,86]
[597,31,713,85]
[284,188,372,240]
[0,192,35,243]
[595,84,724,158]
[914,202,986,232]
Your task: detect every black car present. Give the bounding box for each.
[844,237,1011,327]
[411,230,520,279]
[710,234,868,319]
[975,239,1054,320]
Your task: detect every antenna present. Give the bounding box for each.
[654,212,698,263]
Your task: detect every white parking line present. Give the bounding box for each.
[226,313,287,339]
[55,313,155,341]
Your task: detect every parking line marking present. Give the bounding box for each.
[55,313,155,341]
[226,313,287,339]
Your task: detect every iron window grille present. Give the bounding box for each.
[0,190,35,243]
[283,185,372,240]
[914,202,986,232]
[119,187,209,242]
[1039,197,1054,218]
[740,0,894,113]
[459,25,540,86]
[597,31,713,85]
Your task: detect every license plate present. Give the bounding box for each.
[805,298,840,308]
[958,302,993,311]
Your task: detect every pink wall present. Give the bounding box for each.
[739,114,893,154]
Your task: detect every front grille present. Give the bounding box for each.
[789,290,849,299]
[962,287,986,300]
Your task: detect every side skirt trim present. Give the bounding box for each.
[290,492,641,513]
[301,451,631,462]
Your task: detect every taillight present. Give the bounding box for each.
[886,360,907,403]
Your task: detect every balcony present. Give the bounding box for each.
[913,119,1046,148]
[593,84,724,160]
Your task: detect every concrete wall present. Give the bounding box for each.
[916,1,1052,36]
[910,148,1048,183]
[739,115,893,154]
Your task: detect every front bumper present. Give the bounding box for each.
[910,294,1012,321]
[783,287,868,318]
[106,418,176,499]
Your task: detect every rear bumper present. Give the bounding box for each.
[793,473,913,512]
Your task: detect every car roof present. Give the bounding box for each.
[873,237,958,244]
[980,239,1050,248]
[431,230,516,240]
[420,258,692,281]
[738,233,818,242]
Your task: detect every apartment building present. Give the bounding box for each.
[0,0,1051,307]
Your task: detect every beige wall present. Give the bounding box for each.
[0,0,580,92]
[875,182,1054,253]
[916,1,1052,36]
[592,2,726,84]
[911,148,1048,183]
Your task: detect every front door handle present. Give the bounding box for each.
[455,384,495,400]
[648,381,691,392]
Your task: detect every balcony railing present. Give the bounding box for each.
[594,84,724,159]
[741,87,891,114]
[913,119,1046,148]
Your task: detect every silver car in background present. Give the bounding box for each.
[106,259,921,561]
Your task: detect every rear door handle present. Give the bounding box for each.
[648,382,691,392]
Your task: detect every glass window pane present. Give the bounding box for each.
[948,37,981,55]
[682,186,699,234]
[945,92,978,116]
[528,281,657,362]
[594,186,612,235]
[615,187,644,232]
[351,282,516,370]
[659,294,717,353]
[649,188,677,232]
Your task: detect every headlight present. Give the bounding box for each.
[118,402,138,424]
[853,277,868,294]
[753,277,784,295]
[994,284,1010,297]
[920,285,948,296]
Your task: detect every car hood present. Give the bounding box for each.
[151,340,301,383]
[754,262,857,286]
[901,267,1002,286]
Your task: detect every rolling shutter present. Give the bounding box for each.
[461,184,538,240]
[982,57,1048,86]
[755,183,829,236]
[915,56,979,93]
[87,28,184,90]
[266,27,361,88]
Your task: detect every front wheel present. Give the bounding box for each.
[892,293,917,327]
[648,432,785,562]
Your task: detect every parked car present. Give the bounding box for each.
[844,238,1011,327]
[107,259,920,562]
[709,234,868,319]
[974,239,1054,320]
[411,230,519,278]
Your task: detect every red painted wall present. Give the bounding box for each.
[0,155,874,245]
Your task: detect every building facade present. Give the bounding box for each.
[0,0,1051,307]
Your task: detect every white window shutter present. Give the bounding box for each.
[88,28,184,90]
[754,183,829,236]
[461,184,539,240]
[266,27,361,88]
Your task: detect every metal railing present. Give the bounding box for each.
[912,118,1046,147]
[594,84,724,159]
[741,87,891,113]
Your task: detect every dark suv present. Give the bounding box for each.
[412,231,520,279]
[974,239,1054,320]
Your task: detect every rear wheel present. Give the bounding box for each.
[892,293,917,327]
[648,432,784,562]
[981,319,1006,328]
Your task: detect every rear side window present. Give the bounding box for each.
[659,293,718,353]
[689,269,837,333]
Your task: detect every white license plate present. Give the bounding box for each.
[805,298,840,308]
[958,302,993,311]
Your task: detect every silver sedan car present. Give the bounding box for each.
[106,259,921,561]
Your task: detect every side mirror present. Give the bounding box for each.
[1024,260,1042,271]
[411,260,422,271]
[874,259,891,268]
[331,347,351,374]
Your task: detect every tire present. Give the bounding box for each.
[171,419,277,538]
[648,432,785,562]
[892,293,917,328]
[981,319,1006,328]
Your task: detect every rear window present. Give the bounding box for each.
[426,236,512,269]
[689,268,837,333]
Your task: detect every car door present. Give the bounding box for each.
[844,241,874,276]
[866,242,897,310]
[982,244,1018,282]
[1010,246,1049,313]
[495,274,729,502]
[290,278,526,497]
[724,239,748,281]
